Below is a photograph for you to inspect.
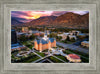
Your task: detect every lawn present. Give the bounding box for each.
[63,50,72,54]
[26,44,33,49]
[36,52,45,57]
[12,53,40,63]
[22,41,30,45]
[22,40,34,45]
[23,56,40,63]
[48,56,64,63]
[22,40,34,49]
[54,55,69,62]
[11,50,19,56]
[42,49,48,52]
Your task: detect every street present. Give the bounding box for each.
[56,42,89,54]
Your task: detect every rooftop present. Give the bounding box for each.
[68,54,80,59]
[36,38,55,44]
[82,41,89,43]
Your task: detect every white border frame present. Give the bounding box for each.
[3,4,96,70]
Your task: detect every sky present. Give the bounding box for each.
[11,11,89,23]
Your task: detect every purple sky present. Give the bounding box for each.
[11,11,89,22]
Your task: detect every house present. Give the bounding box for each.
[81,41,89,48]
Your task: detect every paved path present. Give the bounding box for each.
[47,59,54,63]
[31,50,42,58]
[57,49,67,56]
[56,42,89,54]
[32,54,51,63]
[38,58,53,63]
[21,42,69,63]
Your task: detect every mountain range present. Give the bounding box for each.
[11,12,89,29]
[11,17,23,25]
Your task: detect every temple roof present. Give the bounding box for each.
[37,38,55,44]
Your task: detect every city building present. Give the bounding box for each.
[69,30,81,35]
[57,34,63,37]
[34,33,56,52]
[62,33,70,40]
[58,33,69,40]
[17,32,25,38]
[11,44,26,52]
[58,32,77,40]
[11,29,26,52]
[17,32,31,38]
[69,35,77,40]
[11,29,17,44]
[22,27,28,33]
[81,41,89,48]
[78,33,86,37]
[66,54,81,63]
[32,31,44,37]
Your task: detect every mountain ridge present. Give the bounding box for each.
[12,12,89,29]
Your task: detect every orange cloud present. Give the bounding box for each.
[20,11,53,20]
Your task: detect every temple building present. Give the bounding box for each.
[34,33,56,52]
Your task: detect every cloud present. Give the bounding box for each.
[11,11,53,20]
[11,11,89,23]
[51,11,68,16]
[67,11,89,15]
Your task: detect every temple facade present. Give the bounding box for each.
[34,33,56,52]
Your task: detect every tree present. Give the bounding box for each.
[70,37,75,42]
[18,35,28,42]
[66,36,70,41]
[77,36,85,40]
[11,54,15,59]
[29,34,35,40]
[49,33,57,38]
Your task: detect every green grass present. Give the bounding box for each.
[22,41,29,45]
[42,49,48,52]
[26,44,33,49]
[48,56,63,63]
[23,56,40,63]
[54,55,69,62]
[21,40,34,49]
[11,50,19,56]
[36,52,45,57]
[22,40,34,45]
[63,50,72,54]
[12,53,40,63]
